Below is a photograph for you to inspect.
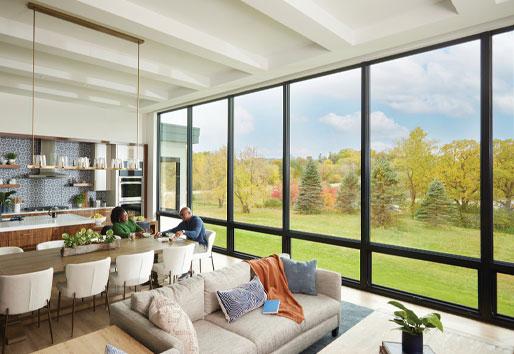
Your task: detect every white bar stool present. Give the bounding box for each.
[109,250,154,299]
[56,257,111,337]
[0,247,23,255]
[36,240,64,250]
[152,243,195,285]
[0,267,54,354]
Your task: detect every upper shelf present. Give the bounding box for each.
[0,164,20,169]
[26,165,141,171]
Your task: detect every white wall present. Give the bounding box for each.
[0,92,137,143]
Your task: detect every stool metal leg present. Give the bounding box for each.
[56,291,61,322]
[71,294,76,338]
[46,300,54,344]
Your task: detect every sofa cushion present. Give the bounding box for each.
[216,276,266,322]
[194,320,257,354]
[131,276,204,322]
[281,257,317,295]
[206,309,302,354]
[148,294,199,354]
[131,287,173,317]
[201,262,251,315]
[293,293,340,332]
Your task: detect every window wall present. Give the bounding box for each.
[157,26,514,327]
[233,87,283,227]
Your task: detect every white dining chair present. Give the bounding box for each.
[0,267,54,354]
[109,250,154,299]
[192,230,216,273]
[0,247,23,255]
[36,240,65,250]
[57,257,111,337]
[152,243,195,285]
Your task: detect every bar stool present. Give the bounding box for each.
[152,243,195,285]
[109,250,154,299]
[0,267,54,354]
[0,247,23,255]
[56,257,111,337]
[36,240,64,250]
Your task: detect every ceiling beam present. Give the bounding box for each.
[242,0,354,50]
[36,0,269,73]
[0,16,210,90]
[0,44,169,102]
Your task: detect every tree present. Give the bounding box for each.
[337,170,360,213]
[437,139,480,222]
[416,180,456,226]
[392,127,435,216]
[295,158,323,214]
[371,158,401,227]
[234,147,277,213]
[192,147,227,208]
[493,139,514,210]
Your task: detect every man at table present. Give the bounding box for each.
[159,207,207,252]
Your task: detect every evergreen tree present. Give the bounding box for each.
[371,158,401,227]
[337,170,359,213]
[416,180,456,226]
[295,158,323,214]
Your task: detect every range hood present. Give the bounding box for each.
[27,141,67,179]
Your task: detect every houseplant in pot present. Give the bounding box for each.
[389,301,443,353]
[72,193,85,208]
[0,191,16,214]
[61,228,118,256]
[4,152,17,165]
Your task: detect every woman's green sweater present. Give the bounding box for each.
[112,219,143,238]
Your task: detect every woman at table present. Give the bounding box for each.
[110,206,143,238]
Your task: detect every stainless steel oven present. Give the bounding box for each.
[119,202,142,216]
[119,176,142,202]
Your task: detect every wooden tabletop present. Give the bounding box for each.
[32,325,152,354]
[0,237,194,275]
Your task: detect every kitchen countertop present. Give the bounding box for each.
[0,214,96,232]
[1,206,115,217]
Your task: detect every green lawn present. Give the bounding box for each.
[193,203,514,317]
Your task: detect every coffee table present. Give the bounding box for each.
[319,311,513,354]
[32,325,152,354]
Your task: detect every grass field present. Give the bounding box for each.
[190,203,514,317]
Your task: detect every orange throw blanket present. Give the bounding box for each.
[247,255,304,324]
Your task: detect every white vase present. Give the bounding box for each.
[14,203,21,214]
[8,159,16,165]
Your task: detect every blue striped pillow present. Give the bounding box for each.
[216,276,267,322]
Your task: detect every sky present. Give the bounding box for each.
[162,31,513,159]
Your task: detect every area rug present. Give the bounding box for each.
[300,301,373,354]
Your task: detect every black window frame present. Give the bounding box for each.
[156,24,514,329]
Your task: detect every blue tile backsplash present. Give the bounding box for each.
[0,136,106,209]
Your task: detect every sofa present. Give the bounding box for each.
[110,260,341,354]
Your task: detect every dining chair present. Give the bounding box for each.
[109,250,154,299]
[0,267,54,354]
[152,243,195,285]
[36,240,65,250]
[192,230,216,273]
[57,257,111,337]
[0,247,23,255]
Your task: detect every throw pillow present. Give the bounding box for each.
[105,344,127,354]
[280,257,317,295]
[131,287,173,317]
[148,294,199,354]
[216,276,267,322]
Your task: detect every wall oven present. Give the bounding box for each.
[119,176,142,202]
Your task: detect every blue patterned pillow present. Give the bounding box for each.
[105,344,127,354]
[216,276,267,322]
[281,257,317,295]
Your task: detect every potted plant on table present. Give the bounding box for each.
[72,193,85,208]
[61,228,118,256]
[389,301,443,354]
[0,191,16,214]
[4,152,17,165]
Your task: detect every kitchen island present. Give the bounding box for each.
[0,214,97,250]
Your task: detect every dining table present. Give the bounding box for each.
[0,237,194,276]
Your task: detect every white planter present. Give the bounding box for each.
[94,217,106,226]
[7,159,16,165]
[14,204,21,214]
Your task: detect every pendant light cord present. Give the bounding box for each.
[32,8,35,164]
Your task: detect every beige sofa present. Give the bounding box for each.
[111,261,341,354]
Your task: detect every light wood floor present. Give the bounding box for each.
[3,253,513,353]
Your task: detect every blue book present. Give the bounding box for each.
[263,299,280,314]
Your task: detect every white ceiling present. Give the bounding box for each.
[0,0,513,114]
